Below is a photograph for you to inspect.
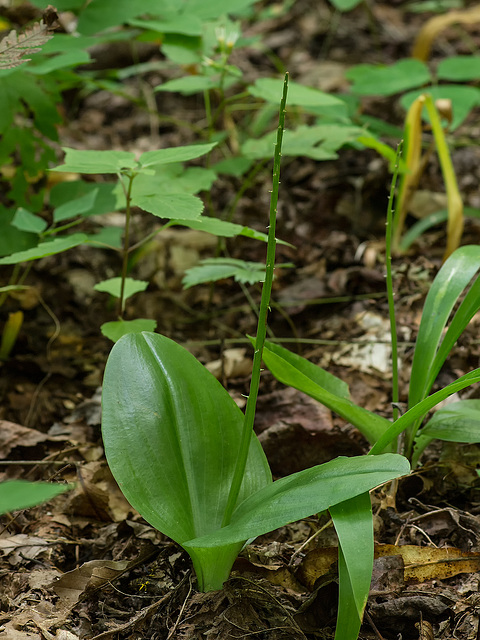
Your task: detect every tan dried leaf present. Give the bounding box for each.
[0,21,53,70]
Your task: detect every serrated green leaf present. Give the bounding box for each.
[94,277,148,300]
[52,148,137,174]
[182,258,265,288]
[242,124,363,160]
[132,191,204,219]
[138,143,216,168]
[249,78,343,108]
[0,233,88,264]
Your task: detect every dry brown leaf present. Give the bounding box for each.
[0,420,50,457]
[296,543,480,591]
[0,534,50,565]
[51,558,136,607]
[376,544,480,582]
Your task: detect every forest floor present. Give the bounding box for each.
[3,1,480,639]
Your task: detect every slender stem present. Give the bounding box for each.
[385,142,403,428]
[118,172,135,317]
[221,73,289,527]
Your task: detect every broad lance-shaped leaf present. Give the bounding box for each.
[101,332,272,591]
[0,233,88,264]
[420,399,480,443]
[409,245,480,408]
[183,454,409,550]
[331,493,373,640]
[369,367,480,456]
[261,341,393,447]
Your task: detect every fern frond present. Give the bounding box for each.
[0,22,54,70]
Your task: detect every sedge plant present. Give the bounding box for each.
[101,74,410,640]
[261,147,480,467]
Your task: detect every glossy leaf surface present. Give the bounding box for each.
[421,400,480,443]
[102,332,272,590]
[409,246,480,408]
[331,492,373,640]
[183,454,409,550]
[261,341,392,446]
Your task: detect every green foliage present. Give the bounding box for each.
[263,246,480,464]
[102,331,409,593]
[0,480,72,515]
[183,258,266,288]
[347,55,480,130]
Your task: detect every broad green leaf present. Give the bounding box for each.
[94,277,148,300]
[261,341,392,446]
[0,207,37,257]
[369,367,480,455]
[102,332,271,589]
[28,50,91,74]
[437,56,480,82]
[0,480,72,515]
[346,59,431,96]
[420,400,480,443]
[409,246,480,408]
[53,189,99,223]
[183,258,265,288]
[401,85,480,130]
[242,124,363,160]
[155,76,219,95]
[400,208,480,251]
[101,318,157,343]
[183,0,257,19]
[169,217,293,246]
[85,227,123,249]
[329,0,363,9]
[133,166,216,195]
[183,454,410,549]
[76,0,162,34]
[12,208,47,234]
[129,16,203,36]
[50,181,120,218]
[138,143,216,168]
[169,217,269,241]
[0,233,88,264]
[212,156,253,176]
[249,78,343,108]
[52,148,137,174]
[331,492,373,640]
[131,191,204,219]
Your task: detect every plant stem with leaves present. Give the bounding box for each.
[222,72,289,527]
